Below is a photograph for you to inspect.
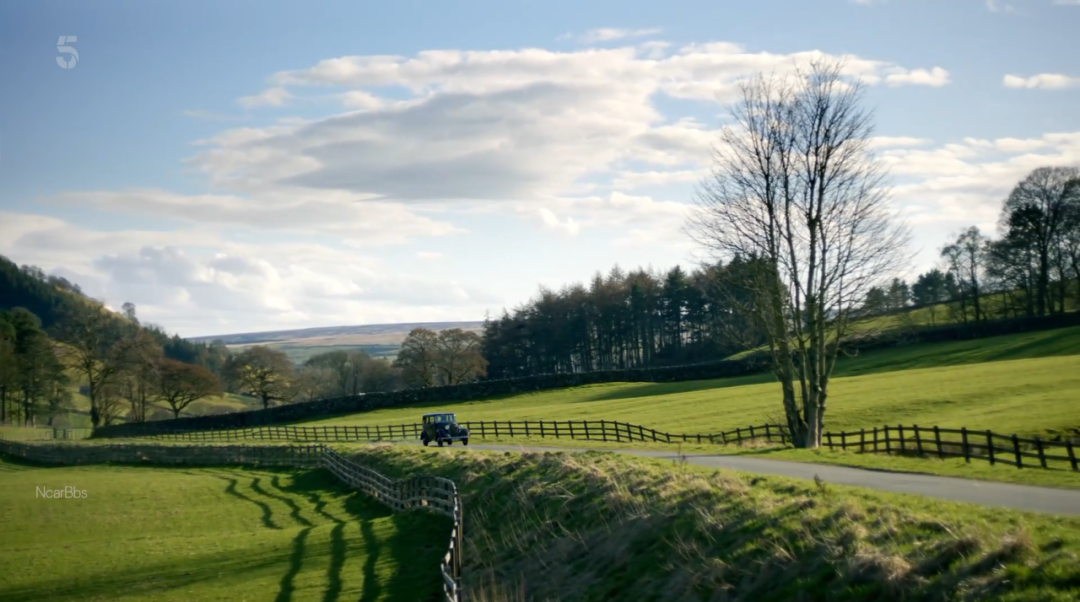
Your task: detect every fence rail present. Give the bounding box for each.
[0,438,464,602]
[113,419,1079,473]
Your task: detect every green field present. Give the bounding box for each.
[0,458,449,602]
[291,327,1080,488]
[304,327,1080,438]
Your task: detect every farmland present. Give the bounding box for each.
[302,326,1080,439]
[0,458,449,602]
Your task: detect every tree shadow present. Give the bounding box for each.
[252,477,314,528]
[211,474,281,530]
[274,526,312,602]
[381,511,453,602]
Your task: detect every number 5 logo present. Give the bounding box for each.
[56,36,78,69]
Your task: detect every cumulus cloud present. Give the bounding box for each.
[1003,73,1080,90]
[47,188,461,245]
[237,87,292,108]
[885,67,950,87]
[0,213,500,336]
[880,132,1080,231]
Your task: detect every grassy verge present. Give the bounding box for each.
[350,445,1080,602]
[380,435,1080,490]
[0,457,449,602]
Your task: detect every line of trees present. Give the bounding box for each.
[480,260,766,380]
[862,167,1080,324]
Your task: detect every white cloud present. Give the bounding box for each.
[867,136,934,149]
[1053,0,1080,5]
[880,132,1080,231]
[536,207,581,235]
[415,251,443,260]
[885,67,950,87]
[0,212,499,336]
[237,87,292,108]
[47,188,461,245]
[985,0,1015,12]
[1003,73,1080,90]
[560,27,663,44]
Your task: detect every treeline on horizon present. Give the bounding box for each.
[481,166,1080,380]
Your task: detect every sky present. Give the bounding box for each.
[1,0,1078,338]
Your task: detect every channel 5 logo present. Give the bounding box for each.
[56,36,79,69]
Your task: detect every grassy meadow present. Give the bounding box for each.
[0,458,449,602]
[303,326,1080,439]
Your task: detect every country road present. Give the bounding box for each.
[400,441,1080,516]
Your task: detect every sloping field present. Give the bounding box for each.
[0,459,449,602]
[355,445,1080,602]
[303,327,1080,439]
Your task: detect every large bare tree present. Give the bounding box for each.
[686,60,909,448]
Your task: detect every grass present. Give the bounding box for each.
[284,326,1080,490]
[0,457,450,602]
[303,327,1080,440]
[350,444,1080,601]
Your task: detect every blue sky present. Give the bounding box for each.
[1,0,1078,337]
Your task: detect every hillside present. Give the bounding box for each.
[188,321,485,364]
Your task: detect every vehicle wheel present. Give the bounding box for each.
[462,438,468,446]
[421,435,429,447]
[447,439,453,446]
[437,439,444,447]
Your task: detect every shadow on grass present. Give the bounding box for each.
[0,456,46,472]
[212,474,282,530]
[274,526,312,602]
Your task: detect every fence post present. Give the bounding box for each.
[750,425,756,441]
[961,427,970,463]
[826,432,833,450]
[884,426,891,455]
[569,421,575,439]
[914,425,923,456]
[524,421,530,437]
[765,424,772,442]
[986,431,995,466]
[1012,434,1022,469]
[1067,439,1078,472]
[860,428,866,453]
[933,426,943,459]
[539,420,545,438]
[1034,436,1047,469]
[736,427,742,444]
[897,425,905,453]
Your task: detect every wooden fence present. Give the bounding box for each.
[130,420,792,446]
[823,424,1079,471]
[321,448,463,600]
[0,438,464,601]
[122,419,1079,473]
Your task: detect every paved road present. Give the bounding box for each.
[402,441,1080,516]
